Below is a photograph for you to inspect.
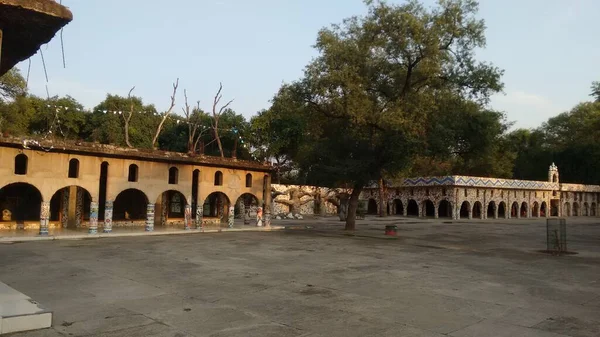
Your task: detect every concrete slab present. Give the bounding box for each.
[0,282,52,335]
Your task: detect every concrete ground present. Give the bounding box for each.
[0,216,599,337]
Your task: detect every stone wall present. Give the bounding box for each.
[271,184,341,216]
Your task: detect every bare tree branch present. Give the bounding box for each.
[152,78,179,149]
[122,86,135,148]
[211,82,234,158]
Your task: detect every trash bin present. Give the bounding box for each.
[385,225,398,236]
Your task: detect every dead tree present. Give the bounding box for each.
[211,82,234,158]
[182,89,209,155]
[122,86,135,148]
[152,78,179,149]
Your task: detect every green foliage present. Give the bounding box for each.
[0,68,27,102]
[591,81,600,102]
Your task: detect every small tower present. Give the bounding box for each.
[548,163,559,183]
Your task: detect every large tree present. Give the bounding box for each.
[262,0,503,230]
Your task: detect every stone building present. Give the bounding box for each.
[0,139,273,233]
[360,163,600,220]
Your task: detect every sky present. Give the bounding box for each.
[17,0,600,129]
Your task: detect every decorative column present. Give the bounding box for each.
[184,203,191,230]
[145,203,155,232]
[256,207,263,227]
[61,188,69,228]
[88,201,98,234]
[103,200,113,233]
[434,205,439,219]
[196,206,203,230]
[75,187,84,228]
[39,201,50,236]
[228,206,235,228]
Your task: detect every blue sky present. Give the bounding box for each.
[17,0,600,129]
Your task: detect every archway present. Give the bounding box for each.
[511,202,519,218]
[520,202,528,218]
[49,186,92,229]
[0,183,42,223]
[459,201,470,219]
[592,203,597,216]
[156,190,187,226]
[113,189,148,221]
[423,200,435,217]
[438,200,451,218]
[406,199,419,216]
[583,202,589,216]
[202,192,231,223]
[235,193,260,224]
[532,202,539,217]
[487,201,496,219]
[498,202,506,219]
[540,201,548,217]
[393,199,403,215]
[472,201,483,219]
[573,202,579,216]
[564,202,571,216]
[367,199,378,215]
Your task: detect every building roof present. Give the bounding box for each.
[0,137,274,173]
[0,0,73,76]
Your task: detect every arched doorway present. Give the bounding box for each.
[393,199,403,215]
[520,202,528,218]
[367,199,378,215]
[423,200,435,217]
[235,193,260,225]
[540,202,547,217]
[573,202,579,216]
[532,202,539,217]
[202,192,231,223]
[511,202,519,218]
[156,190,187,227]
[407,199,419,216]
[459,201,470,219]
[0,183,42,224]
[564,202,571,216]
[487,201,496,219]
[113,189,149,222]
[591,203,597,216]
[583,202,589,216]
[438,200,451,218]
[49,186,92,229]
[498,202,506,219]
[472,201,483,219]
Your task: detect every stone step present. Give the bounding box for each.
[0,282,52,335]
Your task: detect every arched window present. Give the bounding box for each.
[214,171,223,186]
[68,158,79,178]
[168,167,178,184]
[245,173,252,188]
[14,154,28,175]
[128,164,138,182]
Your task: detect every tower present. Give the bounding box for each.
[548,163,559,183]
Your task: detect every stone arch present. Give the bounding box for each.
[407,199,419,216]
[235,193,260,224]
[487,201,496,219]
[168,167,179,184]
[573,202,579,216]
[532,201,539,217]
[564,202,571,216]
[422,200,435,217]
[459,201,470,219]
[68,158,80,178]
[540,201,548,217]
[202,192,231,223]
[510,202,519,218]
[0,182,43,223]
[520,202,528,218]
[438,200,452,218]
[14,153,28,175]
[156,190,188,226]
[245,173,253,188]
[498,201,507,219]
[49,185,93,228]
[583,202,589,216]
[393,199,403,215]
[128,164,139,182]
[367,199,378,215]
[113,188,149,221]
[214,171,223,186]
[472,201,483,219]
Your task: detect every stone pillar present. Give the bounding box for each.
[89,201,98,234]
[434,205,439,219]
[75,187,84,228]
[39,201,50,236]
[145,203,155,232]
[264,177,272,228]
[184,203,191,230]
[228,205,235,228]
[103,200,113,233]
[494,204,499,219]
[61,188,69,228]
[196,205,203,230]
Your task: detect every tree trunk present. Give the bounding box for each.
[124,118,132,148]
[232,137,238,159]
[345,184,363,230]
[214,124,224,158]
[378,177,386,217]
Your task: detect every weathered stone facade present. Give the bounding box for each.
[271,184,342,216]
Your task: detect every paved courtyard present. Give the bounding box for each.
[1,217,599,337]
